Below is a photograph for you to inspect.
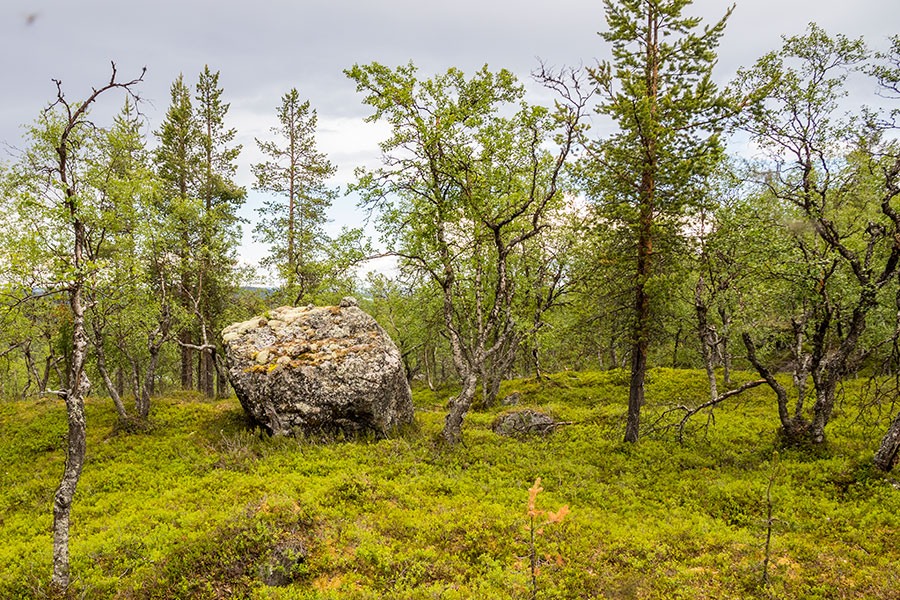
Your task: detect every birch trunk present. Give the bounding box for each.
[442,372,478,445]
[91,323,128,421]
[52,205,92,588]
[52,281,90,588]
[875,411,900,472]
[695,277,718,403]
[717,306,732,385]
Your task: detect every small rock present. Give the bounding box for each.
[492,410,558,438]
[501,391,522,406]
[340,296,359,308]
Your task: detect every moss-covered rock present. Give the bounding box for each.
[222,297,414,436]
[491,409,558,438]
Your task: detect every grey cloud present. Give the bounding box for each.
[2,0,897,270]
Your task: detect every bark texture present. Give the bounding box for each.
[624,6,658,444]
[49,64,145,587]
[52,288,90,588]
[874,411,900,472]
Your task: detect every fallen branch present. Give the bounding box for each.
[176,338,230,388]
[646,379,767,441]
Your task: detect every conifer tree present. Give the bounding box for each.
[585,0,733,442]
[252,89,336,301]
[196,66,241,217]
[194,66,244,397]
[154,74,202,391]
[154,69,244,397]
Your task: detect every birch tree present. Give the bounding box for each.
[346,62,589,444]
[1,63,144,590]
[736,26,900,445]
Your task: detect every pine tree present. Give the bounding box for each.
[154,74,202,391]
[252,89,336,301]
[585,0,733,442]
[194,66,244,397]
[154,69,244,397]
[196,66,241,217]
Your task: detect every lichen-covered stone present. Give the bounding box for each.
[222,298,413,436]
[501,391,522,406]
[491,410,558,438]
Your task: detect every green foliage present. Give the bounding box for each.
[152,67,247,398]
[579,0,736,441]
[587,0,734,216]
[252,89,363,303]
[362,273,446,382]
[2,369,899,598]
[345,60,587,441]
[346,62,574,287]
[3,21,900,599]
[730,24,900,443]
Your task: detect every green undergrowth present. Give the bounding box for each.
[1,368,899,599]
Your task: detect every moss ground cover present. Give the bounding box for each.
[1,368,899,599]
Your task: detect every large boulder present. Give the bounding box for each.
[222,297,413,436]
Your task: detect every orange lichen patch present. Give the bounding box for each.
[313,574,346,591]
[287,342,376,367]
[244,337,378,370]
[345,343,376,354]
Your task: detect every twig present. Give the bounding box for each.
[645,379,766,440]
[676,380,767,442]
[762,452,780,586]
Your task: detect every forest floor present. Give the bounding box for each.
[1,368,899,599]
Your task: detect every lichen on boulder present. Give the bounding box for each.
[222,297,414,436]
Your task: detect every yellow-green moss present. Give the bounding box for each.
[4,369,900,599]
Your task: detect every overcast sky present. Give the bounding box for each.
[2,0,898,280]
